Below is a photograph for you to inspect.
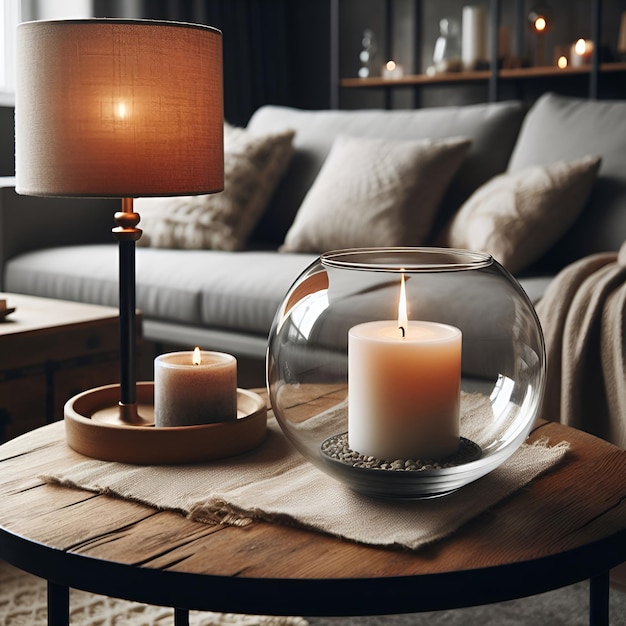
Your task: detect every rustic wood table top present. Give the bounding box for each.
[0,389,625,620]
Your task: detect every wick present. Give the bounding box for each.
[399,325,406,338]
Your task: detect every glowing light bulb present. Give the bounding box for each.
[116,101,127,120]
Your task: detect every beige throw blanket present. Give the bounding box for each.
[536,241,626,448]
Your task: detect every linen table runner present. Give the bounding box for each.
[44,407,568,550]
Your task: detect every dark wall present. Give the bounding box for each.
[91,0,332,125]
[285,1,331,112]
[0,106,14,176]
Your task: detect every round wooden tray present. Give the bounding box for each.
[64,382,267,465]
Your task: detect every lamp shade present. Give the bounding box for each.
[15,19,224,197]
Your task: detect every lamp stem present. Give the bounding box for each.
[113,198,144,423]
[119,237,136,406]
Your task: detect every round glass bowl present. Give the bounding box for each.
[267,248,546,499]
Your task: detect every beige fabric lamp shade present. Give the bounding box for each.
[15,19,224,197]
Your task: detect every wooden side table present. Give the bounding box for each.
[0,292,141,441]
[0,395,624,626]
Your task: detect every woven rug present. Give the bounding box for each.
[0,560,308,626]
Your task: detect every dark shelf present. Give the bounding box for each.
[340,62,626,88]
[332,0,620,107]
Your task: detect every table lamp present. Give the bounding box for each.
[14,18,224,426]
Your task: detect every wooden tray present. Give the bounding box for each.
[64,382,267,465]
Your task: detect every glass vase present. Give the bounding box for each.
[267,248,546,499]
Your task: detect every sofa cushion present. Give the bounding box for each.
[439,155,601,274]
[508,92,626,270]
[280,135,470,253]
[247,101,526,246]
[5,245,317,335]
[136,123,295,251]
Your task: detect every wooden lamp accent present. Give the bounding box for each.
[64,384,267,464]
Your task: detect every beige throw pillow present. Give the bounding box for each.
[280,134,471,253]
[137,123,295,251]
[438,155,601,274]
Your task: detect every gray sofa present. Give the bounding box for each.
[1,92,625,378]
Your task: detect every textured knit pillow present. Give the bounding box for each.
[279,134,471,253]
[438,155,601,274]
[137,123,295,251]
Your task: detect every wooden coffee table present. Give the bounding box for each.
[0,391,624,626]
[0,292,141,441]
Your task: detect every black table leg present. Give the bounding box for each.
[47,580,69,626]
[589,571,609,626]
[175,607,190,626]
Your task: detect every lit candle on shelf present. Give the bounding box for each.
[533,15,547,32]
[382,60,404,79]
[348,274,462,461]
[552,45,570,69]
[570,38,594,67]
[154,348,237,427]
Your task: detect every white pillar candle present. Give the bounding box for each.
[570,38,594,67]
[461,5,487,70]
[154,348,237,427]
[348,275,461,460]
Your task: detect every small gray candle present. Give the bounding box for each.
[154,349,237,427]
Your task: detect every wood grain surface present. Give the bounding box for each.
[0,389,624,616]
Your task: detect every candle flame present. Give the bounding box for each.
[193,346,202,365]
[386,60,397,71]
[398,272,408,338]
[575,38,587,55]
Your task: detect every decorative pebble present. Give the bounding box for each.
[321,433,482,472]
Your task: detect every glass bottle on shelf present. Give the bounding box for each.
[432,18,462,73]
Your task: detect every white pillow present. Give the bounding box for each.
[438,155,601,274]
[280,134,471,253]
[137,123,295,251]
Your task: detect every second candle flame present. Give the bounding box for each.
[398,272,408,338]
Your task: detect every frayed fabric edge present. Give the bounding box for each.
[189,500,255,527]
[526,437,571,452]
